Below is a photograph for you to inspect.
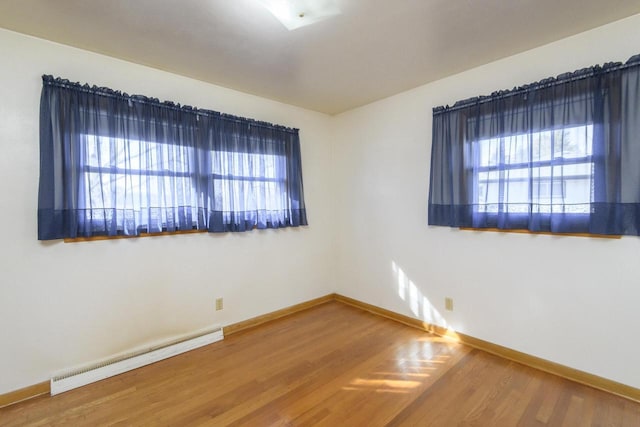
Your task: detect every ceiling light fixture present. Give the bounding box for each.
[257,0,341,31]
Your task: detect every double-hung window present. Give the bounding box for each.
[428,54,640,236]
[80,134,198,235]
[212,148,286,222]
[473,124,594,215]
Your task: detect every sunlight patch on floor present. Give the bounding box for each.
[342,377,422,394]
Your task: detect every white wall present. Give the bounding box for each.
[0,29,335,394]
[333,14,640,389]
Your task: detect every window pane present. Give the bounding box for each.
[504,134,529,165]
[532,125,593,162]
[478,138,499,167]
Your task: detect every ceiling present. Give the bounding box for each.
[1,1,639,115]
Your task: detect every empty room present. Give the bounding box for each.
[2,0,640,425]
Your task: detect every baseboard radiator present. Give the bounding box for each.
[50,326,224,395]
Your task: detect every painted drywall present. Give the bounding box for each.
[0,28,334,394]
[333,14,640,389]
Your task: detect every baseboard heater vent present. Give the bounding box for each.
[50,326,224,395]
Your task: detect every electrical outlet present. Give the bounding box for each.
[215,297,223,311]
[445,297,454,311]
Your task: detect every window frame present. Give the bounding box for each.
[68,130,295,241]
[210,147,288,212]
[467,119,596,219]
[78,133,201,235]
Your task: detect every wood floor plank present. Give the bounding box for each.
[1,301,639,426]
[533,376,564,424]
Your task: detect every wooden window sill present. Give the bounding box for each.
[64,229,207,243]
[459,227,621,239]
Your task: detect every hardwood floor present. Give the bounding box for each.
[2,301,639,426]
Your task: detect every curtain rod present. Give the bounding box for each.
[434,54,640,115]
[41,75,299,134]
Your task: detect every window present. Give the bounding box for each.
[81,135,198,234]
[212,149,286,221]
[474,125,593,215]
[428,54,640,236]
[38,75,308,240]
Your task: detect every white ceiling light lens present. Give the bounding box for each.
[258,0,341,30]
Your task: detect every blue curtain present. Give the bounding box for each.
[199,114,307,232]
[428,54,640,236]
[38,76,307,240]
